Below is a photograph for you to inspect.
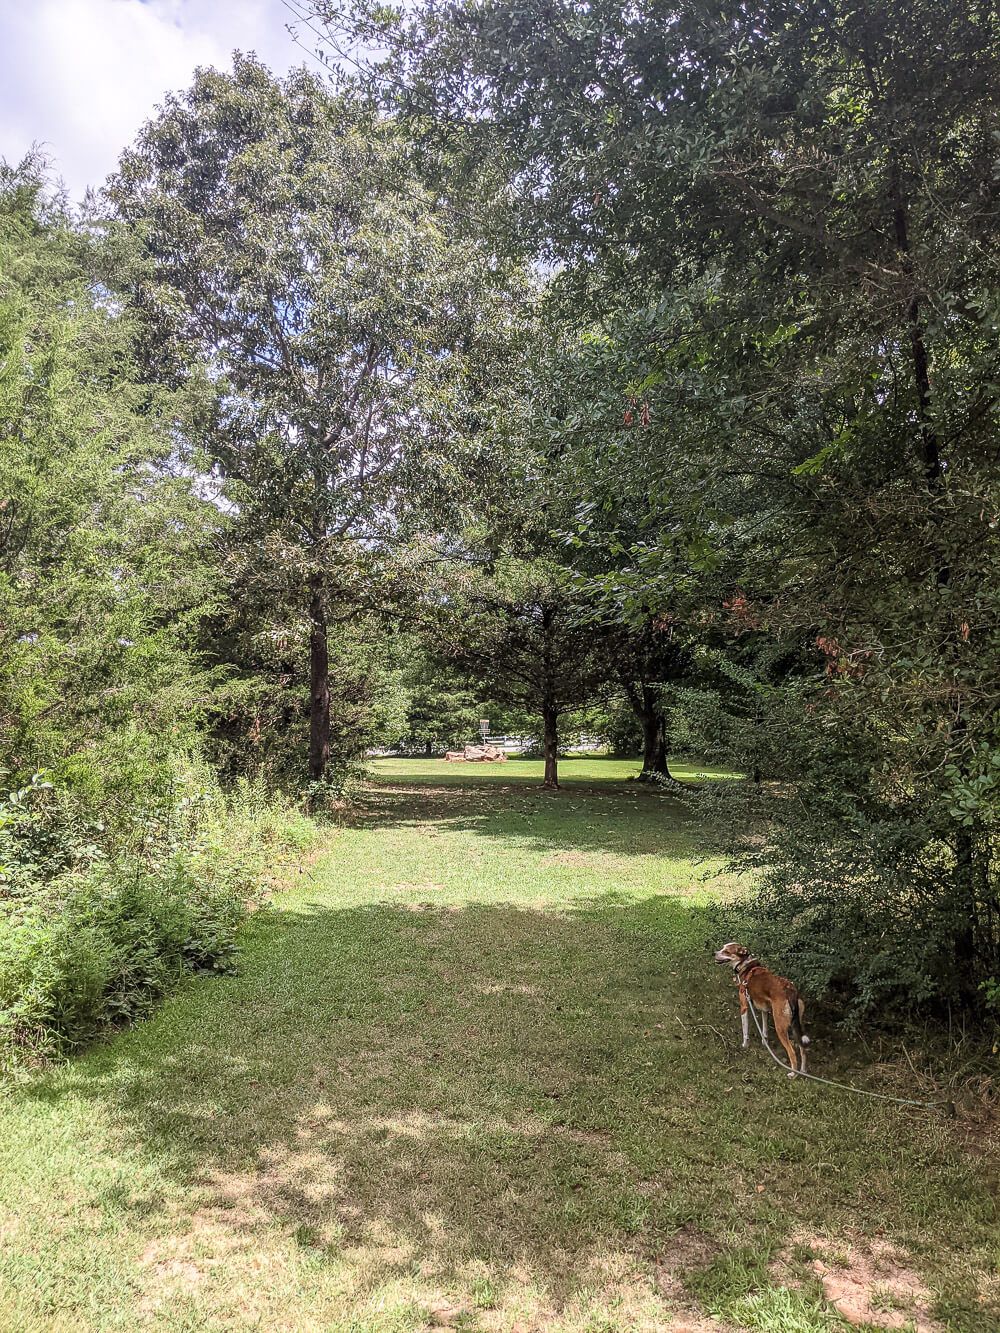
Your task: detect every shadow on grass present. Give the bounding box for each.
[27,899,716,1265]
[348,772,734,864]
[19,894,999,1327]
[8,772,997,1328]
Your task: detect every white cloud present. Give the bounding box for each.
[0,0,314,202]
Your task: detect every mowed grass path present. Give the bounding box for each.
[0,759,996,1332]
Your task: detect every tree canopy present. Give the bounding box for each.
[5,0,1000,1023]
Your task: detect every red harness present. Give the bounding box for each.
[734,957,763,1000]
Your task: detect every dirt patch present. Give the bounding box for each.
[811,1248,938,1330]
[774,1233,941,1330]
[653,1225,722,1301]
[658,1226,721,1273]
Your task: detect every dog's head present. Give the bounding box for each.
[714,941,750,968]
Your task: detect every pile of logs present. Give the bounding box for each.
[444,744,508,763]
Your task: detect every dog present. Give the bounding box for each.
[714,942,810,1077]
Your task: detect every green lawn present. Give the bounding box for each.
[0,759,996,1331]
[369,755,736,786]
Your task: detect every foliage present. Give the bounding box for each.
[0,157,325,1069]
[104,59,525,781]
[312,0,1000,1016]
[203,599,408,781]
[388,651,482,753]
[0,765,317,1070]
[6,0,1000,1091]
[0,158,218,815]
[428,555,613,785]
[4,764,994,1330]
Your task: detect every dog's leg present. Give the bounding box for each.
[797,999,808,1074]
[760,1008,769,1044]
[773,1004,799,1077]
[739,987,749,1049]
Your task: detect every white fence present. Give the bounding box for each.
[368,735,606,757]
[482,735,530,753]
[483,735,604,753]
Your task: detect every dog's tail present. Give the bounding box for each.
[789,993,811,1047]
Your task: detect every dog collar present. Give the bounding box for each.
[735,957,761,981]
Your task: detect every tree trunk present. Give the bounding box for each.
[889,153,942,494]
[542,702,559,789]
[639,707,671,780]
[954,821,991,998]
[425,738,432,757]
[624,682,671,781]
[308,574,330,782]
[540,602,559,789]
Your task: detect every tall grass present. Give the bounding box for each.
[0,766,318,1072]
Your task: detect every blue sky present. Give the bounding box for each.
[0,1,314,201]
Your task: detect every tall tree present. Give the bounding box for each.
[0,157,216,813]
[309,0,1000,1011]
[106,57,512,781]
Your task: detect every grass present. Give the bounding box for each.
[0,756,996,1332]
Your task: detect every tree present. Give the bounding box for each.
[434,558,611,788]
[400,656,480,754]
[106,57,513,782]
[613,624,689,781]
[310,0,1000,1012]
[0,157,216,815]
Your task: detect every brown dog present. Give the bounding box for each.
[714,942,810,1077]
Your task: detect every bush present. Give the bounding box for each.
[0,861,242,1064]
[0,767,318,1072]
[0,772,106,897]
[301,759,370,813]
[708,779,999,1029]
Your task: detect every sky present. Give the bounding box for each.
[0,0,317,203]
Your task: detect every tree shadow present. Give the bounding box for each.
[23,897,723,1310]
[347,772,733,863]
[18,895,998,1326]
[8,769,995,1328]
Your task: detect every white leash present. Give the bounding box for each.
[743,995,955,1115]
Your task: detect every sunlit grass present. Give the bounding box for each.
[0,765,995,1331]
[371,754,739,786]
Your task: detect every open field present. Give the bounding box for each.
[0,759,996,1331]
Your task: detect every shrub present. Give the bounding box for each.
[0,767,319,1072]
[0,861,242,1065]
[708,780,998,1029]
[301,759,370,813]
[0,771,106,897]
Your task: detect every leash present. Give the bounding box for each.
[743,994,956,1116]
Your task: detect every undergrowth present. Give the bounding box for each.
[0,763,318,1072]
